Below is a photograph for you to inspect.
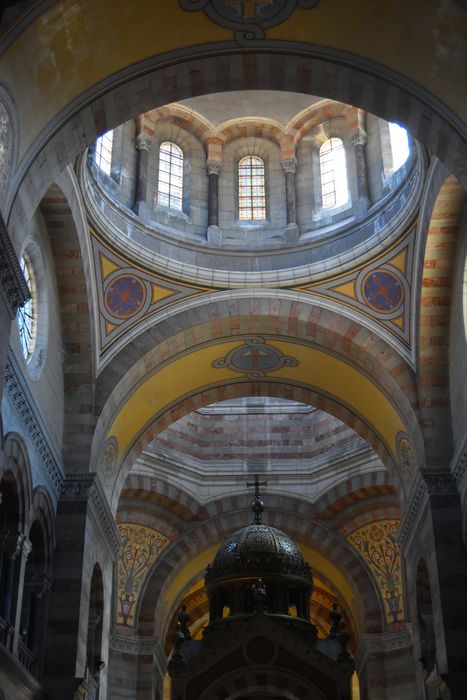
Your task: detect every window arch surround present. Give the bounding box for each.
[238,155,266,221]
[319,137,349,209]
[16,237,49,380]
[157,141,184,211]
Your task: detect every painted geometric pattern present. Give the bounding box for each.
[116,523,170,627]
[346,519,404,626]
[296,226,416,360]
[91,233,213,361]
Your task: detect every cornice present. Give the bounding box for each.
[4,349,65,497]
[355,624,413,671]
[0,212,30,319]
[0,642,47,699]
[452,432,467,489]
[398,475,428,552]
[109,630,167,671]
[61,474,121,558]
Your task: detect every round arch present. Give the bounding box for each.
[4,34,466,233]
[136,509,385,642]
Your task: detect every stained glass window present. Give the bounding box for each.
[389,122,410,171]
[157,142,183,211]
[238,156,266,221]
[17,257,36,360]
[319,138,348,209]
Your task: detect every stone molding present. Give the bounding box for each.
[0,642,47,699]
[60,474,121,558]
[398,467,462,551]
[398,475,428,551]
[355,624,413,671]
[423,471,458,495]
[452,433,467,489]
[4,350,65,496]
[280,157,297,175]
[0,212,30,319]
[109,630,167,668]
[206,159,222,176]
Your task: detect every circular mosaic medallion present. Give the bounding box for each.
[105,276,146,319]
[363,269,403,313]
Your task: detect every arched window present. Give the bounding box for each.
[157,141,183,211]
[17,256,36,361]
[238,155,266,221]
[94,130,113,176]
[389,122,410,171]
[319,138,348,209]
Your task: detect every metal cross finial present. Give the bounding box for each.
[246,474,267,524]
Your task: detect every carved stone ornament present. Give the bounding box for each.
[179,0,320,44]
[280,157,297,175]
[355,624,413,671]
[0,212,30,319]
[135,133,153,151]
[5,350,65,495]
[206,158,222,176]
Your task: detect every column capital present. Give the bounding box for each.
[280,157,297,175]
[135,133,153,151]
[17,534,32,559]
[352,129,368,147]
[206,159,222,176]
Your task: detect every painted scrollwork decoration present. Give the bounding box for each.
[179,0,320,44]
[117,524,169,626]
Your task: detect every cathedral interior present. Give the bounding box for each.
[0,1,466,699]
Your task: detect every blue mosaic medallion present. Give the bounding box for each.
[105,275,146,319]
[363,270,403,313]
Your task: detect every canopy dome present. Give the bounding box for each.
[205,521,312,586]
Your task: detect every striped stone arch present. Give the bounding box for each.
[119,473,205,521]
[7,47,467,239]
[136,510,385,643]
[110,378,403,512]
[146,103,216,146]
[288,100,355,146]
[95,297,418,429]
[417,174,467,468]
[315,471,396,519]
[2,432,33,530]
[38,176,96,473]
[216,117,286,147]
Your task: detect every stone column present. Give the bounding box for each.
[12,534,32,654]
[280,157,299,243]
[134,132,153,220]
[43,474,120,700]
[206,159,223,246]
[400,472,467,700]
[352,116,370,217]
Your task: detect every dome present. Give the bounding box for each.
[205,522,312,586]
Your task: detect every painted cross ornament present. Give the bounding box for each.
[180,0,320,44]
